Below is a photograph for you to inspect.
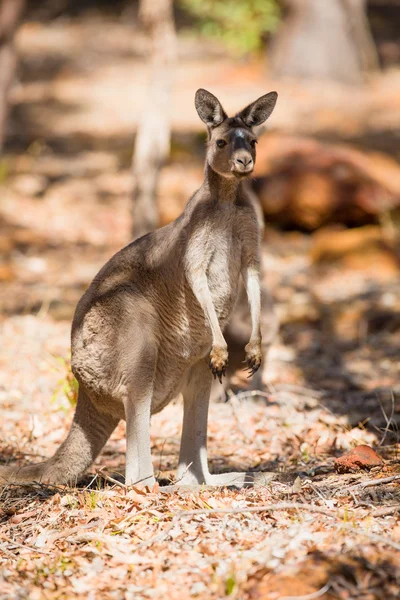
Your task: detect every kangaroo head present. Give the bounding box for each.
[195,88,277,179]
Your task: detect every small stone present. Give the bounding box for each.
[190,582,206,596]
[11,174,48,197]
[334,444,384,474]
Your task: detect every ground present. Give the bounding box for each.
[1,11,400,600]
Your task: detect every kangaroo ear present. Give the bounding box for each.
[195,88,228,128]
[238,91,278,127]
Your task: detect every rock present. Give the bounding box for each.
[334,444,384,474]
[253,134,400,230]
[289,171,337,229]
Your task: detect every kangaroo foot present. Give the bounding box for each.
[204,472,277,487]
[209,345,228,383]
[168,470,277,490]
[244,340,262,377]
[175,470,248,488]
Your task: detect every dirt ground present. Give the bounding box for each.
[0,12,400,600]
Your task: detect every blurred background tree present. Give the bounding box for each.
[179,0,280,55]
[0,0,25,152]
[270,0,379,84]
[131,0,177,239]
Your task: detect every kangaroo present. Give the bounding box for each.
[0,89,278,488]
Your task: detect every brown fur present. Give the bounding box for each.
[0,89,278,487]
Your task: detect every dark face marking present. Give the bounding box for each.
[207,123,257,178]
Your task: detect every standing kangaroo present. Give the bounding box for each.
[0,89,278,488]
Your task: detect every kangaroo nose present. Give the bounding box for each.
[236,156,253,168]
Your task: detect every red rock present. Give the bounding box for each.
[334,445,384,474]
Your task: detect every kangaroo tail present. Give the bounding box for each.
[0,388,119,486]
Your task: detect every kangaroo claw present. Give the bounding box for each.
[244,340,262,378]
[209,345,228,384]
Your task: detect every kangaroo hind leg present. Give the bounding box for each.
[124,344,157,488]
[177,359,255,488]
[0,387,119,485]
[177,359,213,485]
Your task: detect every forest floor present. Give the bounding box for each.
[1,11,400,600]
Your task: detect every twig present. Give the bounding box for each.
[172,462,194,485]
[349,490,359,505]
[302,479,335,509]
[3,539,50,555]
[0,542,17,558]
[134,502,337,524]
[82,473,100,491]
[97,470,158,490]
[371,505,399,518]
[272,383,325,399]
[278,583,331,600]
[0,481,65,493]
[360,475,400,488]
[341,523,400,552]
[97,468,126,489]
[229,389,271,403]
[344,474,400,493]
[169,502,337,520]
[376,390,396,446]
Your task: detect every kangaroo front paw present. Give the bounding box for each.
[244,340,262,377]
[209,345,228,384]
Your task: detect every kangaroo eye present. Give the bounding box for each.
[216,139,227,148]
[250,139,257,148]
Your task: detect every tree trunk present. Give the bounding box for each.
[345,0,379,73]
[0,0,25,152]
[131,0,177,239]
[270,0,378,84]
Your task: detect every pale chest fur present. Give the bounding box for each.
[200,207,242,321]
[207,234,241,320]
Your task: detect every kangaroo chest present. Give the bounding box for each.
[206,222,242,320]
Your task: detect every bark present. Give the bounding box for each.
[345,0,379,73]
[131,0,177,239]
[0,0,25,152]
[270,0,378,84]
